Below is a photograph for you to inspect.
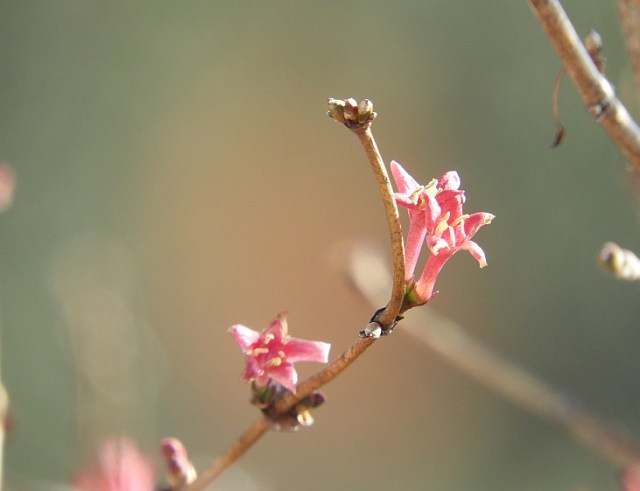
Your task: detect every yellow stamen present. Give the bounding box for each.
[409,187,423,205]
[451,213,469,228]
[265,357,282,367]
[434,212,450,236]
[424,179,438,196]
[251,347,269,355]
[448,226,457,247]
[263,333,275,343]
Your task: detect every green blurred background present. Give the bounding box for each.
[1,1,640,489]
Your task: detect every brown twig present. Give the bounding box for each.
[270,337,376,414]
[528,0,640,174]
[618,0,640,94]
[346,243,640,467]
[327,98,406,330]
[185,420,268,491]
[352,126,406,328]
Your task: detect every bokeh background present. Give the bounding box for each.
[1,1,640,490]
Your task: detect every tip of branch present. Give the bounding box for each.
[327,97,376,130]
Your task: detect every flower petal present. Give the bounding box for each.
[463,212,495,237]
[242,356,262,381]
[459,241,488,268]
[437,189,465,217]
[285,338,331,364]
[228,324,261,352]
[266,363,298,393]
[427,234,450,256]
[423,192,442,231]
[438,171,461,191]
[264,313,288,339]
[404,217,427,280]
[391,160,421,195]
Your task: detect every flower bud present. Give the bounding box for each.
[327,97,376,129]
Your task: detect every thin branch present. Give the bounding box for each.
[270,336,376,414]
[618,0,640,94]
[528,0,640,174]
[326,98,405,329]
[346,243,640,467]
[352,126,405,328]
[185,419,268,491]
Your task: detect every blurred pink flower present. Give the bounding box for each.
[621,463,640,491]
[73,438,154,491]
[0,162,15,213]
[391,161,494,306]
[229,313,330,393]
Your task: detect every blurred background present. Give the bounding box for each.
[1,1,639,489]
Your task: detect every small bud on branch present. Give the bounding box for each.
[327,97,376,130]
[598,242,640,281]
[160,438,197,490]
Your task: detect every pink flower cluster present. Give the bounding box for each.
[391,161,494,307]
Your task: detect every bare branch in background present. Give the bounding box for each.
[618,0,640,94]
[346,243,640,468]
[528,0,640,174]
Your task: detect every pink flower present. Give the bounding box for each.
[391,161,494,306]
[229,313,331,393]
[73,438,154,491]
[0,163,15,213]
[621,463,640,491]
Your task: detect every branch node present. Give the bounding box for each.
[588,99,611,122]
[359,322,382,339]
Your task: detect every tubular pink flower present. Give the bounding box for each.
[390,160,431,281]
[228,313,331,393]
[392,162,494,307]
[414,173,494,303]
[73,438,154,491]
